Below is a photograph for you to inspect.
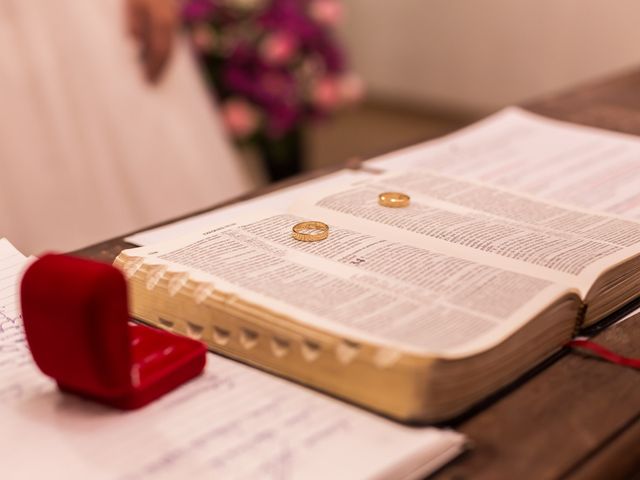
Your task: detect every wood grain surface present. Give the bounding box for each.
[74,67,640,480]
[432,315,640,480]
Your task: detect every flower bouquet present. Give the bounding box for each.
[182,0,363,181]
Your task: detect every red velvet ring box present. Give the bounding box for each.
[21,254,207,409]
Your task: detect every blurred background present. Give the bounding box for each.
[318,0,640,165]
[188,0,640,183]
[312,0,640,173]
[7,0,640,254]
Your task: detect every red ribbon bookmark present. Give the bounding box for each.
[567,338,640,370]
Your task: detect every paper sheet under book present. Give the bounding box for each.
[127,169,373,246]
[0,239,465,480]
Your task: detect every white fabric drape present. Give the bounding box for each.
[0,0,252,254]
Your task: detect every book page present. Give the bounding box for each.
[0,238,465,479]
[293,170,640,295]
[124,214,572,357]
[369,107,640,219]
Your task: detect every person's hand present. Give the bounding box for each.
[126,0,179,83]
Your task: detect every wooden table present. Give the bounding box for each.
[74,68,640,480]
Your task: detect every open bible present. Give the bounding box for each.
[115,168,640,422]
[0,239,466,479]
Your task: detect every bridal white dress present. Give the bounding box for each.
[0,0,251,254]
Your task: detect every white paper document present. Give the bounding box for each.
[0,239,465,480]
[0,239,49,404]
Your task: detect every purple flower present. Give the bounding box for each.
[182,0,218,23]
[183,0,359,138]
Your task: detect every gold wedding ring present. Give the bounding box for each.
[292,221,329,242]
[378,192,410,208]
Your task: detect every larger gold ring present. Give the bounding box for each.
[378,192,410,208]
[292,221,329,242]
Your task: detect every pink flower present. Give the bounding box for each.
[310,76,341,111]
[221,98,259,138]
[191,23,217,52]
[339,73,365,104]
[259,32,297,66]
[309,0,344,26]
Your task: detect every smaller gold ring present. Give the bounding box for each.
[292,221,329,242]
[378,192,410,208]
